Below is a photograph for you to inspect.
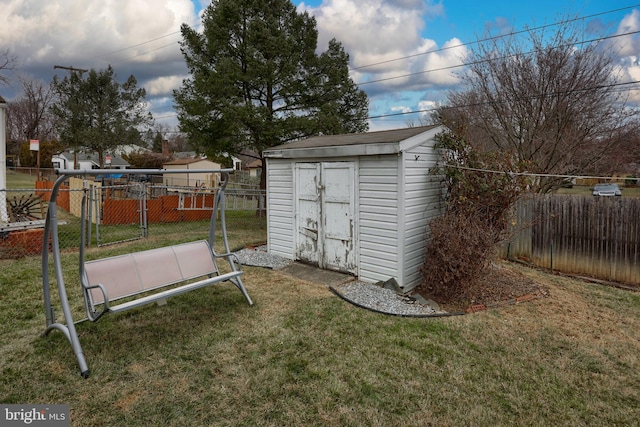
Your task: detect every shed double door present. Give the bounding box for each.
[295,162,356,274]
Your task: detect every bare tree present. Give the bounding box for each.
[6,77,57,156]
[168,129,191,153]
[439,21,639,192]
[0,49,17,86]
[594,128,640,176]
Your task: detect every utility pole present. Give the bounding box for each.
[54,65,88,169]
[53,65,88,74]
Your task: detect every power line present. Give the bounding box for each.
[149,105,176,112]
[351,4,640,71]
[89,31,181,60]
[364,26,640,121]
[443,164,635,183]
[153,112,178,120]
[53,65,88,74]
[82,4,640,77]
[89,4,640,126]
[357,29,640,87]
[121,42,180,62]
[368,79,640,120]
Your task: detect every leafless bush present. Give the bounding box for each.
[421,212,502,300]
[420,130,528,301]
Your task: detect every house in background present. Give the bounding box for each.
[114,144,148,157]
[162,158,222,188]
[51,152,130,170]
[246,159,262,177]
[226,154,242,171]
[263,124,445,293]
[168,151,241,171]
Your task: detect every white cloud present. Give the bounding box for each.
[304,0,431,63]
[417,99,437,111]
[407,37,466,87]
[0,0,195,72]
[614,56,640,103]
[0,0,197,117]
[606,10,640,104]
[613,10,640,58]
[390,105,412,114]
[300,0,465,103]
[0,0,199,131]
[145,75,186,96]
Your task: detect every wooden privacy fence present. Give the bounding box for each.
[503,194,640,285]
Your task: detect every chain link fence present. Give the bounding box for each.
[1,177,266,260]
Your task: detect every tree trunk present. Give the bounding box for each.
[257,153,267,217]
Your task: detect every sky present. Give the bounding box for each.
[1,0,639,132]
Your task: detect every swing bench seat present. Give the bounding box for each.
[42,167,253,378]
[82,240,250,321]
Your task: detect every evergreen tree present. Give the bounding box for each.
[51,66,151,167]
[174,0,368,188]
[152,131,164,153]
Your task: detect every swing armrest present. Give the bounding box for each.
[82,283,110,322]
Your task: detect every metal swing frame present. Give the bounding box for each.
[41,168,252,378]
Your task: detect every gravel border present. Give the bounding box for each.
[331,281,454,317]
[235,246,453,317]
[235,246,294,270]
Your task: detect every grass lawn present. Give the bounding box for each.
[1,210,640,426]
[2,170,640,425]
[4,169,38,189]
[557,184,640,197]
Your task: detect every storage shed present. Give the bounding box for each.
[263,124,445,292]
[162,158,222,187]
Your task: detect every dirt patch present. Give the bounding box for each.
[422,261,548,313]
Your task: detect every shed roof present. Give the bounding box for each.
[247,159,262,168]
[163,158,216,166]
[56,151,129,167]
[263,124,443,159]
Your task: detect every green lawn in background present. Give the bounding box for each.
[4,169,38,189]
[557,184,640,197]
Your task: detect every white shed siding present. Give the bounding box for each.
[266,159,295,259]
[264,125,445,290]
[358,156,400,283]
[399,142,444,289]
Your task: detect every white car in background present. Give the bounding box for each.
[592,183,622,197]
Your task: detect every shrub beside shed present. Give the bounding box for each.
[263,125,445,292]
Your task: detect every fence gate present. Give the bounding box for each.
[87,183,147,247]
